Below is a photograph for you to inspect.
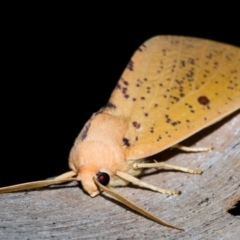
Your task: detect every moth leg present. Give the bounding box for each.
[116,171,180,195]
[133,161,202,174]
[172,144,213,152]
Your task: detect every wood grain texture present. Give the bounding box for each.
[1,111,239,239]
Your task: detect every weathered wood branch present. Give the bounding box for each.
[0,112,239,239]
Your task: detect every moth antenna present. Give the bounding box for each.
[93,177,184,231]
[0,175,77,194]
[116,171,180,195]
[54,170,77,180]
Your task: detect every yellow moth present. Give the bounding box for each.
[1,36,240,231]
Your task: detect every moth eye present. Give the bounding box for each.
[96,172,110,186]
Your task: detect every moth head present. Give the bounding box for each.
[77,165,110,197]
[68,140,122,197]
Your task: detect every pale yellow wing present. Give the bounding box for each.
[103,36,240,160]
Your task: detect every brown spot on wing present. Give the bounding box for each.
[105,102,116,109]
[127,60,134,71]
[132,121,141,129]
[123,138,130,147]
[80,122,90,141]
[198,96,210,105]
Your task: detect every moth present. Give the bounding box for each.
[1,36,240,231]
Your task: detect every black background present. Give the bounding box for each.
[1,4,240,187]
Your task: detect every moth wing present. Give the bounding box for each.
[102,36,240,160]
